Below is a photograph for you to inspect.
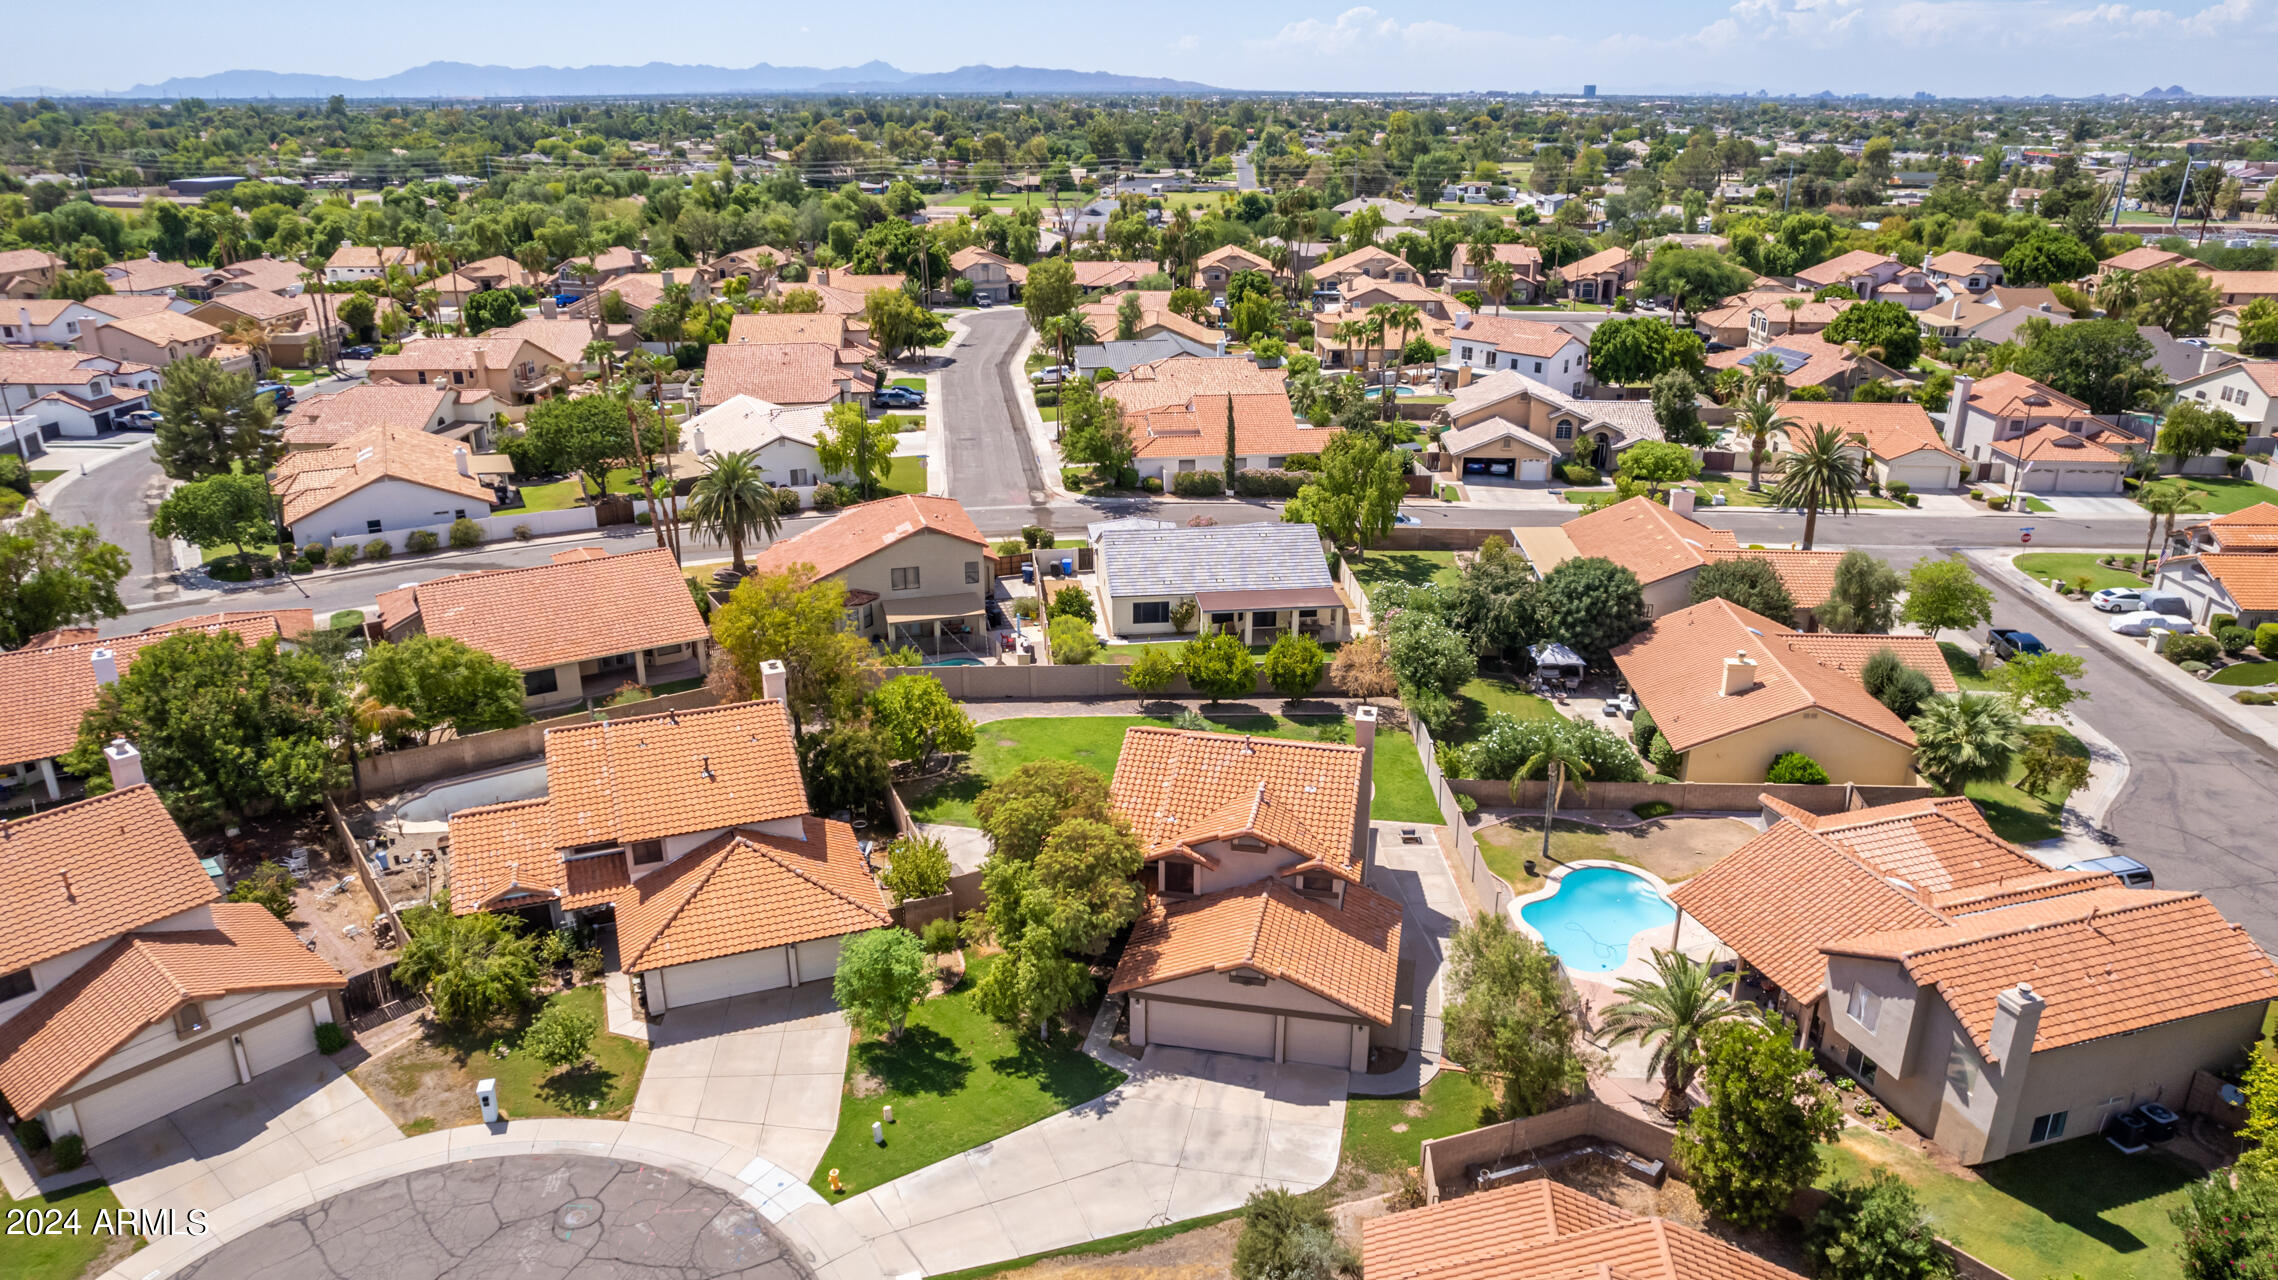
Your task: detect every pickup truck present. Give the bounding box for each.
[1987,628,2048,660]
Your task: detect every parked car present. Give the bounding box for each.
[121,410,160,431]
[2138,590,2192,619]
[1030,365,1073,385]
[2109,610,2188,636]
[339,344,376,360]
[253,381,295,410]
[1986,628,2048,659]
[2063,855,2155,889]
[873,385,925,408]
[2090,586,2144,612]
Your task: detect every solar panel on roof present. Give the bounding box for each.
[1760,347,1813,376]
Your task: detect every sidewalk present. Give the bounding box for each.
[1007,325,1077,501]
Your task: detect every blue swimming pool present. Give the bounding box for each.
[1519,865,1676,974]
[926,657,984,667]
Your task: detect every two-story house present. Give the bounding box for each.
[941,247,1023,307]
[2171,360,2278,442]
[0,783,346,1148]
[1442,315,1590,393]
[1308,246,1418,303]
[0,299,109,349]
[554,246,648,297]
[1107,716,1403,1071]
[91,309,225,370]
[447,693,890,1014]
[1925,251,2003,294]
[0,348,158,437]
[0,249,63,299]
[1942,371,2123,489]
[1557,247,1636,304]
[365,335,559,413]
[744,494,992,657]
[1446,242,1546,305]
[1431,369,1653,477]
[1672,794,2278,1165]
[1194,245,1271,294]
[276,382,498,450]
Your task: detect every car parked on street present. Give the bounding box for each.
[2064,855,2155,889]
[873,385,925,408]
[340,344,377,360]
[2109,610,2189,637]
[1987,628,2048,659]
[122,410,160,431]
[2090,586,2145,613]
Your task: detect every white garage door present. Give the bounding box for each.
[1517,458,1549,482]
[241,1008,316,1077]
[72,1040,240,1146]
[794,936,843,983]
[655,948,789,1010]
[1144,1000,1276,1059]
[1284,1017,1354,1069]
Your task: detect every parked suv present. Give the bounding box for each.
[1986,628,2047,659]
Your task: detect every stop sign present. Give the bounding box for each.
[2021,532,2033,543]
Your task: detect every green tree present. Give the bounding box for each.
[1600,950,1756,1118]
[2131,265,2222,337]
[520,393,669,500]
[833,927,932,1039]
[462,289,522,334]
[523,1000,598,1070]
[868,673,977,765]
[1688,556,1797,626]
[2000,228,2098,286]
[863,287,948,360]
[1909,693,2026,794]
[2157,401,2243,470]
[1282,431,1405,551]
[797,716,894,816]
[1441,913,1589,1117]
[1232,1189,1354,1280]
[1037,309,1098,375]
[358,634,528,740]
[2015,733,2091,804]
[393,908,542,1026]
[879,834,953,903]
[226,860,298,921]
[1823,299,1924,370]
[2139,480,2204,567]
[1675,1014,1842,1230]
[1262,632,1326,700]
[2012,318,2168,414]
[1820,550,1903,633]
[335,291,377,339]
[1122,646,1180,705]
[1648,369,1710,446]
[685,451,781,576]
[1022,257,1078,332]
[1772,422,1863,549]
[1181,631,1259,704]
[1807,1171,1957,1280]
[817,401,899,500]
[1634,247,1755,320]
[2234,1049,2278,1179]
[973,816,1145,1038]
[1047,615,1098,664]
[151,357,278,480]
[1862,647,1936,720]
[2237,297,2278,356]
[1994,650,2089,722]
[1731,396,1792,493]
[1900,553,1995,635]
[1586,315,1706,385]
[1059,381,1139,486]
[1614,440,1700,495]
[974,760,1117,864]
[1535,557,1648,666]
[64,632,347,826]
[2175,1169,2278,1280]
[711,566,877,733]
[0,514,129,649]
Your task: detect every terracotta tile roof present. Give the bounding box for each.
[1704,333,1858,387]
[1964,371,2092,419]
[102,310,221,347]
[2101,246,2191,273]
[1126,393,1328,460]
[616,817,889,971]
[2199,554,2278,609]
[1150,783,1352,882]
[1447,314,1580,359]
[0,249,63,276]
[1929,869,2124,915]
[324,245,416,271]
[1611,599,1919,753]
[0,787,220,973]
[1196,245,1270,271]
[2207,272,2278,300]
[0,615,305,767]
[1103,355,1287,413]
[745,495,985,582]
[1079,298,1221,348]
[0,902,343,1116]
[196,287,314,324]
[542,699,809,848]
[444,798,573,912]
[1109,879,1401,1023]
[1697,547,1848,609]
[1072,261,1147,290]
[392,545,708,674]
[76,294,178,322]
[276,383,452,445]
[102,257,210,294]
[1928,251,2001,277]
[366,335,538,375]
[1365,1182,1633,1280]
[1989,424,2126,466]
[492,317,629,365]
[1451,243,1544,275]
[2204,502,2278,551]
[0,349,130,386]
[272,424,495,525]
[699,341,855,407]
[1311,246,1408,281]
[1560,496,1736,587]
[725,312,867,351]
[1561,247,1633,280]
[1797,805,2049,895]
[1112,726,1366,878]
[1776,401,1963,462]
[1795,249,1899,288]
[2233,364,2278,397]
[949,246,1028,282]
[205,257,313,294]
[1780,634,1960,691]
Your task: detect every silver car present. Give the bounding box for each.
[2108,610,2188,636]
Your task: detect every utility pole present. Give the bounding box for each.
[1781,160,1796,212]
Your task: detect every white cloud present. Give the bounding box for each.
[1170,34,1200,52]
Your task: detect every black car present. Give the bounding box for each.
[340,344,377,360]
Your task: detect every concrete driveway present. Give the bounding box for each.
[832,1048,1346,1276]
[631,982,850,1180]
[91,1054,399,1215]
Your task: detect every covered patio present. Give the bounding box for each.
[885,594,991,658]
[1193,587,1351,644]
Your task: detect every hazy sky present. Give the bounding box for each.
[17,0,2278,96]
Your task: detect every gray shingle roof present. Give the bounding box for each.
[1096,522,1334,599]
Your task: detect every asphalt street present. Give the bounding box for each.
[937,308,1055,530]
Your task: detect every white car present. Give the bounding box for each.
[2108,610,2188,636]
[2090,587,2144,613]
[1029,365,1073,385]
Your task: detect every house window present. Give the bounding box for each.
[1133,601,1171,625]
[1460,346,1473,361]
[367,520,383,535]
[789,468,811,486]
[630,840,664,866]
[1846,983,1881,1033]
[965,561,980,585]
[523,668,558,696]
[891,566,921,591]
[1946,1037,1980,1105]
[1532,360,1543,373]
[1209,611,1237,626]
[452,371,464,385]
[175,1002,208,1036]
[1841,1043,1878,1085]
[1555,421,1574,440]
[0,968,32,1002]
[1298,872,1335,893]
[1162,861,1195,894]
[2029,1111,2069,1144]
[864,605,876,629]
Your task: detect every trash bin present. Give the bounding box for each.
[1060,557,1073,577]
[1021,561,1035,585]
[476,1078,500,1124]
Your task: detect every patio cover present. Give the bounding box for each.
[882,593,988,624]
[1193,587,1345,613]
[1511,526,1578,577]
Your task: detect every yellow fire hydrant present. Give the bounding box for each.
[828,1168,844,1195]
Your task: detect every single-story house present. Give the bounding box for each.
[102,255,214,297]
[447,695,890,1013]
[0,785,345,1148]
[1673,793,2278,1165]
[1124,392,1330,484]
[1988,426,2127,494]
[322,244,417,284]
[1093,520,1351,642]
[1703,333,1901,398]
[1,298,113,348]
[2096,246,2192,284]
[376,546,711,706]
[744,494,991,657]
[1107,721,1401,1071]
[1612,598,1953,784]
[1072,335,1222,377]
[276,383,496,450]
[187,290,345,369]
[2156,553,2278,629]
[1365,1179,1804,1280]
[699,340,875,408]
[273,424,505,546]
[1511,495,1850,623]
[683,394,832,501]
[1774,402,1965,493]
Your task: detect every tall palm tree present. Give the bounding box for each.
[1039,309,1097,374]
[1515,738,1593,871]
[1744,351,1789,401]
[1771,422,1862,549]
[1600,950,1758,1119]
[1484,259,1515,315]
[622,351,686,559]
[581,338,618,390]
[2137,480,2203,570]
[1374,302,1421,382]
[1732,396,1794,493]
[1782,296,1806,335]
[1334,318,1369,372]
[685,451,780,577]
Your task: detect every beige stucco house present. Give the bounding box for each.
[365,334,559,416]
[1194,244,1270,293]
[743,494,992,657]
[947,247,1026,306]
[91,309,224,370]
[1432,370,1653,477]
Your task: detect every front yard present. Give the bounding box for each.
[2015,551,2147,593]
[1666,472,1906,511]
[515,466,650,513]
[2141,475,2278,515]
[1964,725,2089,845]
[1938,641,2000,692]
[902,712,1441,827]
[878,455,928,497]
[1,1181,143,1280]
[351,984,648,1132]
[809,954,1126,1197]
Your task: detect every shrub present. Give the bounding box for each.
[1021,525,1053,548]
[2257,623,2278,655]
[1171,469,1225,497]
[1233,469,1306,498]
[1630,707,1657,753]
[0,454,29,495]
[635,512,652,526]
[448,517,483,548]
[2213,613,2238,630]
[2165,633,2221,665]
[919,916,963,955]
[14,1118,49,1154]
[2179,660,2212,674]
[1649,730,1684,775]
[1886,481,1911,499]
[1985,493,2010,511]
[1046,584,1097,623]
[1559,463,1600,486]
[880,834,953,903]
[813,483,845,511]
[1766,751,1830,784]
[2220,625,2255,655]
[772,485,803,515]
[1283,452,1320,471]
[992,539,1025,556]
[2238,690,2278,706]
[1172,707,1212,732]
[1048,615,1099,664]
[315,1021,349,1054]
[363,537,393,561]
[51,1134,85,1171]
[1142,475,1164,494]
[1011,597,1040,619]
[326,543,357,567]
[1466,714,1645,784]
[513,523,534,541]
[1632,800,1675,820]
[1904,493,1919,507]
[403,529,440,554]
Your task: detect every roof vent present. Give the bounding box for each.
[700,755,715,780]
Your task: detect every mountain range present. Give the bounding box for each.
[12,61,1219,100]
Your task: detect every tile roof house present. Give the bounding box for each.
[2097,246,2192,280]
[2172,359,2278,443]
[1442,315,1590,393]
[1672,794,2278,1164]
[1557,247,1636,304]
[1611,598,1952,784]
[1070,261,1148,292]
[699,341,873,408]
[187,289,347,370]
[86,308,223,371]
[743,495,992,657]
[0,349,159,438]
[271,424,502,545]
[0,248,63,299]
[682,394,833,499]
[274,382,478,449]
[1364,1179,1804,1280]
[1446,243,1546,303]
[364,334,560,409]
[1704,332,1897,396]
[101,255,214,297]
[1121,393,1328,483]
[0,786,347,1148]
[947,246,1026,305]
[375,546,711,707]
[1926,250,2003,292]
[1941,371,2122,486]
[1106,717,1403,1070]
[1773,402,1965,493]
[1194,244,1270,292]
[1432,371,1652,479]
[446,697,889,1014]
[321,244,416,283]
[1092,521,1352,643]
[1077,293,1226,352]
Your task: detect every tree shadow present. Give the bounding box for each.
[536,1060,622,1112]
[854,1025,973,1097]
[1973,1141,2204,1257]
[986,1034,1127,1107]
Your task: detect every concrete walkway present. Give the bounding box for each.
[1354,821,1457,1097]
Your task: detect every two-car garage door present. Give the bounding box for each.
[1139,1000,1356,1069]
[649,939,850,1012]
[71,1040,240,1147]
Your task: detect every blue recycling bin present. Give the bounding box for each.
[1060,556,1074,577]
[1021,561,1035,585]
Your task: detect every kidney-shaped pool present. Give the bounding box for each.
[1518,864,1677,974]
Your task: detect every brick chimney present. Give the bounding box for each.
[90,647,119,686]
[759,658,788,704]
[1352,705,1378,884]
[1944,374,1974,447]
[473,345,489,378]
[1721,649,1757,696]
[103,738,145,790]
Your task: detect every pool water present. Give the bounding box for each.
[1519,865,1676,973]
[926,657,983,667]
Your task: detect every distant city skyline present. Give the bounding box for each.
[11,0,2278,99]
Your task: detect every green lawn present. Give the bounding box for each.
[1965,725,2089,845]
[2015,551,2147,592]
[198,541,285,565]
[461,985,647,1121]
[2212,661,2278,686]
[1447,671,1559,746]
[515,466,649,513]
[31,468,64,484]
[1347,550,1458,607]
[328,608,365,630]
[1675,472,1904,510]
[1938,642,2001,692]
[1102,640,1278,666]
[2023,496,2056,514]
[2146,475,2278,515]
[810,955,1126,1197]
[890,377,926,392]
[1342,1070,1503,1175]
[905,713,1440,827]
[0,1181,143,1280]
[1819,1128,2195,1280]
[880,455,928,497]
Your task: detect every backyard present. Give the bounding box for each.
[809,954,1126,1197]
[2142,475,2278,516]
[515,466,650,513]
[1475,816,1755,894]
[901,712,1441,827]
[1346,549,1458,608]
[1446,671,1560,746]
[1341,1069,1503,1176]
[1,1181,143,1280]
[351,984,648,1132]
[1964,724,2090,845]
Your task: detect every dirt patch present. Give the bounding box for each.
[1477,814,1754,887]
[290,876,391,975]
[1001,1218,1241,1280]
[350,1021,483,1134]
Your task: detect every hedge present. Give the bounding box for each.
[1233,468,1306,498]
[1171,469,1225,497]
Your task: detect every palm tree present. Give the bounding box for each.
[581,338,618,389]
[1483,259,1515,315]
[1909,693,2027,796]
[1514,737,1593,872]
[623,351,686,559]
[685,451,780,577]
[2138,480,2203,571]
[1732,396,1794,493]
[220,315,273,376]
[1039,309,1097,375]
[1375,302,1421,382]
[1600,950,1757,1118]
[1782,296,1806,334]
[1334,318,1370,372]
[1744,351,1789,401]
[1771,423,1862,549]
